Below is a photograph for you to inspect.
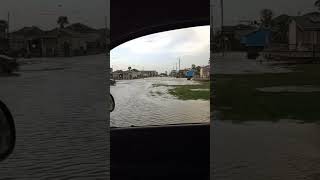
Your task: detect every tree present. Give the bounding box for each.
[260,9,274,28]
[57,16,69,29]
[316,0,320,9]
[191,64,196,70]
[128,66,132,71]
[196,66,201,75]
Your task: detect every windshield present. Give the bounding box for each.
[110,26,210,127]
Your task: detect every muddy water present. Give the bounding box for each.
[110,77,210,127]
[212,120,320,180]
[0,54,109,179]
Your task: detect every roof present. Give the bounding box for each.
[65,23,98,33]
[43,28,84,38]
[241,30,271,47]
[223,24,256,32]
[201,65,210,70]
[11,26,45,36]
[291,12,320,30]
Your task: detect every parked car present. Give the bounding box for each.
[110,79,116,86]
[0,55,19,74]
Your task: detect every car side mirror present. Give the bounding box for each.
[0,100,16,161]
[109,94,115,112]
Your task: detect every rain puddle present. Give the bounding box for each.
[256,85,320,93]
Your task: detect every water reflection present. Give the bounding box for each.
[0,54,108,179]
[212,120,320,180]
[110,77,210,127]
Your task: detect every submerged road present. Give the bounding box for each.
[211,52,320,180]
[111,77,210,127]
[0,54,109,179]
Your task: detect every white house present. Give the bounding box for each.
[288,12,320,51]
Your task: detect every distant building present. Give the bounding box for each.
[241,30,271,59]
[177,69,189,78]
[220,24,257,51]
[9,26,45,57]
[140,70,158,77]
[111,69,157,80]
[288,12,320,51]
[112,70,123,80]
[200,65,210,78]
[169,70,177,77]
[9,23,106,57]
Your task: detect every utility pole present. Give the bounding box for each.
[221,0,224,56]
[179,57,181,72]
[7,12,10,50]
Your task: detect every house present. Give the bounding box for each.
[200,65,210,78]
[66,23,106,54]
[169,70,177,77]
[218,24,257,51]
[9,23,106,57]
[177,69,189,78]
[112,70,123,80]
[41,28,91,57]
[186,70,195,79]
[122,70,141,80]
[140,70,158,77]
[288,12,320,51]
[9,26,45,57]
[241,30,271,59]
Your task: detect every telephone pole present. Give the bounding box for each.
[7,12,10,49]
[221,0,225,56]
[179,57,181,72]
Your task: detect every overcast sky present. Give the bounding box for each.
[211,0,318,26]
[0,0,108,31]
[0,0,316,31]
[110,26,210,74]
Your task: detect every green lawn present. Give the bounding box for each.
[153,81,210,100]
[213,64,320,122]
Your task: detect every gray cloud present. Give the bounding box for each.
[0,0,108,31]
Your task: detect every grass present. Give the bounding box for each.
[153,81,210,100]
[213,63,320,122]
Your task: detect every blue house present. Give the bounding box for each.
[241,30,271,47]
[186,70,195,80]
[241,30,271,59]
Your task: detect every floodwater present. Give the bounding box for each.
[0,54,109,179]
[212,120,320,180]
[110,77,210,127]
[211,52,320,180]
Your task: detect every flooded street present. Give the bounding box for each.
[0,54,109,179]
[212,52,320,179]
[212,120,320,180]
[110,77,210,127]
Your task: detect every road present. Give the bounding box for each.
[0,54,109,179]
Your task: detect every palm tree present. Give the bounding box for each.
[316,0,320,9]
[260,9,274,28]
[57,16,69,29]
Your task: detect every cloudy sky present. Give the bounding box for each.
[0,0,108,31]
[110,25,210,74]
[211,0,318,26]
